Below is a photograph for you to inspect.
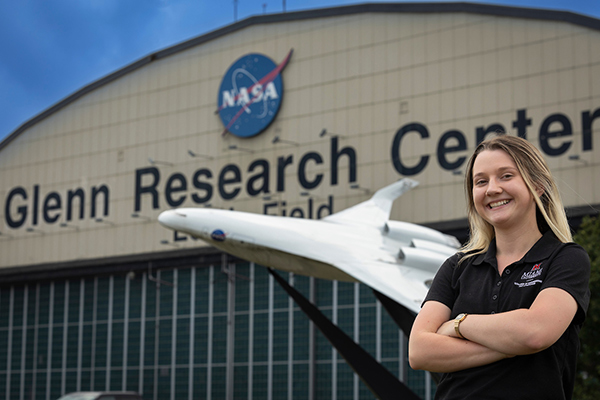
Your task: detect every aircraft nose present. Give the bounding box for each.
[158,209,186,229]
[158,210,172,228]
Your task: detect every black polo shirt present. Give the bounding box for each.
[424,231,590,400]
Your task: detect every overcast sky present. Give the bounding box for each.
[1,0,599,144]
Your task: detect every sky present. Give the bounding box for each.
[1,0,599,144]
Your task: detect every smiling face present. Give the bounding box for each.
[471,149,540,233]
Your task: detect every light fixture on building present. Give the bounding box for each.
[25,227,44,234]
[300,191,322,200]
[95,218,114,225]
[148,262,175,287]
[568,154,588,164]
[452,170,463,176]
[59,222,79,230]
[272,136,298,146]
[188,150,213,159]
[160,240,179,248]
[228,144,254,153]
[148,157,174,166]
[263,193,282,201]
[350,184,370,194]
[399,101,409,114]
[131,213,152,221]
[319,128,344,138]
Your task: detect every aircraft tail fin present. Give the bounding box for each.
[323,178,419,227]
[370,178,419,217]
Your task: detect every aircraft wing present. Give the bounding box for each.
[326,254,437,315]
[323,178,419,228]
[282,222,450,314]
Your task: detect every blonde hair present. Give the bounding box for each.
[461,134,572,259]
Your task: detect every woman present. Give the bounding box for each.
[408,134,590,399]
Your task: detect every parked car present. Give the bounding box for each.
[56,392,144,400]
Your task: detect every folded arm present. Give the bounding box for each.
[409,287,577,373]
[408,301,512,373]
[437,287,578,355]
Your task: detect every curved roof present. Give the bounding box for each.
[1,1,599,151]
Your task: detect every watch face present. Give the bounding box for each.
[454,313,467,339]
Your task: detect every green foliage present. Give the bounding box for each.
[573,216,600,399]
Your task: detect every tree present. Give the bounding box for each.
[573,216,600,399]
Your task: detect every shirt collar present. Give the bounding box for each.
[471,230,560,266]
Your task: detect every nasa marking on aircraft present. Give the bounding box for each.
[217,49,293,138]
[158,178,459,314]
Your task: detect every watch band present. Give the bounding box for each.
[454,313,468,339]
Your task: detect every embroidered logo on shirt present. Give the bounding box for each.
[520,263,543,280]
[514,263,544,288]
[514,280,543,288]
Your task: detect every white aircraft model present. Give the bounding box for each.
[158,178,460,314]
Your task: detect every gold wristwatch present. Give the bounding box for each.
[454,313,468,339]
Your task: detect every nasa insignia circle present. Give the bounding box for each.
[218,53,283,138]
[211,229,227,242]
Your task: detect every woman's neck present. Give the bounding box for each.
[494,225,543,268]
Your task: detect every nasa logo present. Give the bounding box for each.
[211,229,227,242]
[217,49,293,138]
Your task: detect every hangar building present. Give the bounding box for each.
[0,3,599,400]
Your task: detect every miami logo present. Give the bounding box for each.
[521,263,543,280]
[217,49,293,138]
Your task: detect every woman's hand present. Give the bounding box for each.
[409,301,513,372]
[436,319,460,338]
